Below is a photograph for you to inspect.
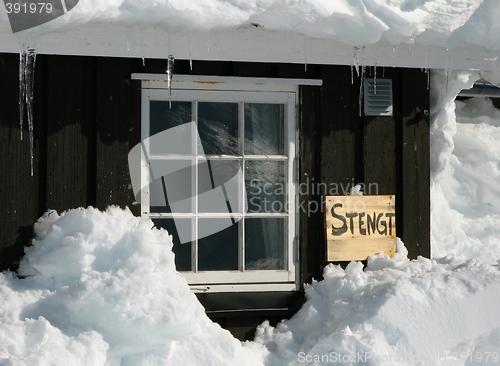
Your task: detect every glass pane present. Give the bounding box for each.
[150,101,192,155]
[245,161,286,213]
[198,102,239,155]
[245,104,284,155]
[198,219,239,271]
[150,159,194,213]
[153,218,192,271]
[245,218,286,270]
[198,159,243,213]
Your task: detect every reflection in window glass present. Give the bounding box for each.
[245,161,286,213]
[198,219,239,271]
[245,218,285,270]
[150,101,192,155]
[198,159,243,214]
[245,104,284,155]
[198,102,239,155]
[153,218,192,271]
[149,160,194,213]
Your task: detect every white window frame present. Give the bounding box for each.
[132,74,322,292]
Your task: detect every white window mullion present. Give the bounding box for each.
[141,89,151,219]
[287,92,298,279]
[193,100,199,273]
[239,101,245,272]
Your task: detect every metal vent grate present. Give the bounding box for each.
[364,78,393,116]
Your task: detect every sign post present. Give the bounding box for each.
[324,195,396,261]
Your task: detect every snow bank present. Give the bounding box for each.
[429,66,500,263]
[3,207,500,365]
[2,0,500,49]
[255,241,500,365]
[432,94,500,263]
[0,206,265,366]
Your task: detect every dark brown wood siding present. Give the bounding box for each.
[0,54,143,271]
[0,54,430,339]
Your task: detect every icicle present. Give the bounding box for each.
[19,52,26,140]
[426,68,430,90]
[166,54,174,108]
[351,64,354,85]
[445,48,449,93]
[358,47,366,117]
[304,35,307,72]
[392,45,396,67]
[24,48,36,176]
[142,57,145,67]
[352,46,360,77]
[188,34,193,71]
[359,65,365,117]
[374,63,377,94]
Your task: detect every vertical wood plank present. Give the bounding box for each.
[299,85,322,284]
[46,56,96,212]
[401,68,431,259]
[320,65,359,191]
[0,53,45,270]
[363,68,398,195]
[95,58,139,210]
[319,65,362,269]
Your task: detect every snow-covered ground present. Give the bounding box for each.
[2,70,500,364]
[3,0,500,365]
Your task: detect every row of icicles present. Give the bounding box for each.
[19,45,442,175]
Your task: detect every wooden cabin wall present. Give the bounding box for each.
[0,54,143,271]
[299,65,430,284]
[0,53,429,340]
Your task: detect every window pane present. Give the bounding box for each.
[198,159,243,213]
[150,101,192,155]
[149,159,194,213]
[198,102,239,155]
[153,218,192,271]
[245,218,286,270]
[245,103,284,155]
[198,219,239,271]
[245,161,286,213]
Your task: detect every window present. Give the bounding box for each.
[132,74,313,292]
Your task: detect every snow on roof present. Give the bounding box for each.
[0,0,499,70]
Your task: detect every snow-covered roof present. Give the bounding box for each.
[1,1,499,70]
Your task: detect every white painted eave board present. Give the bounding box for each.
[132,73,322,91]
[1,25,499,71]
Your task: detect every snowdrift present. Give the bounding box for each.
[256,242,500,365]
[0,207,265,366]
[2,206,500,365]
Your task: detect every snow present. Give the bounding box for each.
[3,207,500,365]
[0,0,492,49]
[0,207,265,365]
[256,244,500,365]
[431,74,500,263]
[3,1,500,365]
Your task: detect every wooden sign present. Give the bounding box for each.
[325,195,396,261]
